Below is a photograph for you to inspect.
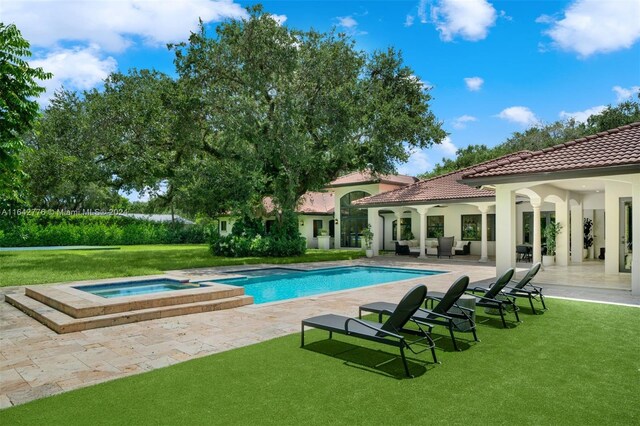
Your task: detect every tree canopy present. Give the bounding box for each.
[25,7,445,223]
[0,23,51,208]
[172,6,445,214]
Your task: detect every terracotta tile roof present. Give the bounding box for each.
[297,192,335,214]
[462,122,640,180]
[326,171,418,188]
[263,192,334,215]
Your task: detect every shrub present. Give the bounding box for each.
[209,214,306,258]
[0,213,208,247]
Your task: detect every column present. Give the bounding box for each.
[570,202,583,264]
[555,193,570,266]
[393,210,403,242]
[604,182,622,275]
[367,208,380,256]
[415,206,430,259]
[532,201,542,265]
[478,205,489,262]
[495,185,516,276]
[632,175,640,296]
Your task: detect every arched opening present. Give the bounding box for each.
[340,191,370,247]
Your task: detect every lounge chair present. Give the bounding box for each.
[359,275,478,352]
[301,285,437,378]
[437,236,454,258]
[467,268,520,328]
[504,262,546,314]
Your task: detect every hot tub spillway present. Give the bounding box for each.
[5,279,253,334]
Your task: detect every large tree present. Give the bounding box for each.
[172,6,445,218]
[0,23,51,208]
[24,90,120,209]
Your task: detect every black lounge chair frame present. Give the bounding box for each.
[504,262,546,314]
[467,268,520,328]
[301,285,437,378]
[360,276,478,352]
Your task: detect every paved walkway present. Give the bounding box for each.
[0,258,637,409]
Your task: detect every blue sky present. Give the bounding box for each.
[4,0,640,177]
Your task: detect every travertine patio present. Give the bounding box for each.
[1,258,637,409]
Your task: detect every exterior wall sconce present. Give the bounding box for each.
[334,219,339,225]
[299,220,304,226]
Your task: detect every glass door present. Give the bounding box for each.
[620,198,632,273]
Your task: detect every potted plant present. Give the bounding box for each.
[400,229,414,245]
[317,228,330,250]
[362,225,374,258]
[583,218,594,259]
[542,222,563,266]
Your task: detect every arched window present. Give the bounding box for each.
[340,191,370,247]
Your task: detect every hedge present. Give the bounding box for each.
[0,214,209,247]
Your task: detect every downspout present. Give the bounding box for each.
[378,211,386,251]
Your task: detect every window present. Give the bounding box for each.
[220,220,227,232]
[461,214,496,241]
[313,220,323,237]
[392,218,413,240]
[427,216,444,238]
[340,191,369,247]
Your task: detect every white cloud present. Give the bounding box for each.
[30,46,117,107]
[496,106,539,126]
[559,105,606,123]
[613,85,640,102]
[452,115,478,129]
[438,136,457,156]
[3,0,248,53]
[270,14,288,25]
[539,0,640,57]
[464,76,484,91]
[498,10,512,21]
[398,148,433,176]
[417,0,429,24]
[337,16,358,29]
[429,0,497,41]
[535,14,554,24]
[405,15,415,27]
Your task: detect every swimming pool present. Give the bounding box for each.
[214,266,444,304]
[75,279,210,298]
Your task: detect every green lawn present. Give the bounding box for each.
[1,299,638,425]
[0,245,364,287]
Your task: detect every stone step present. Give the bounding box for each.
[25,283,245,318]
[5,293,253,334]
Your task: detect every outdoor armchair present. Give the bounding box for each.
[437,237,454,258]
[360,275,478,352]
[466,268,520,328]
[301,285,437,378]
[395,241,411,256]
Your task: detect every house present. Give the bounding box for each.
[216,122,639,295]
[216,171,417,249]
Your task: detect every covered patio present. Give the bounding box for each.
[461,122,640,295]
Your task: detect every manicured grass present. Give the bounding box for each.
[1,299,638,424]
[0,245,364,287]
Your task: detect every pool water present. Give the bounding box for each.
[214,266,444,304]
[75,279,209,298]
